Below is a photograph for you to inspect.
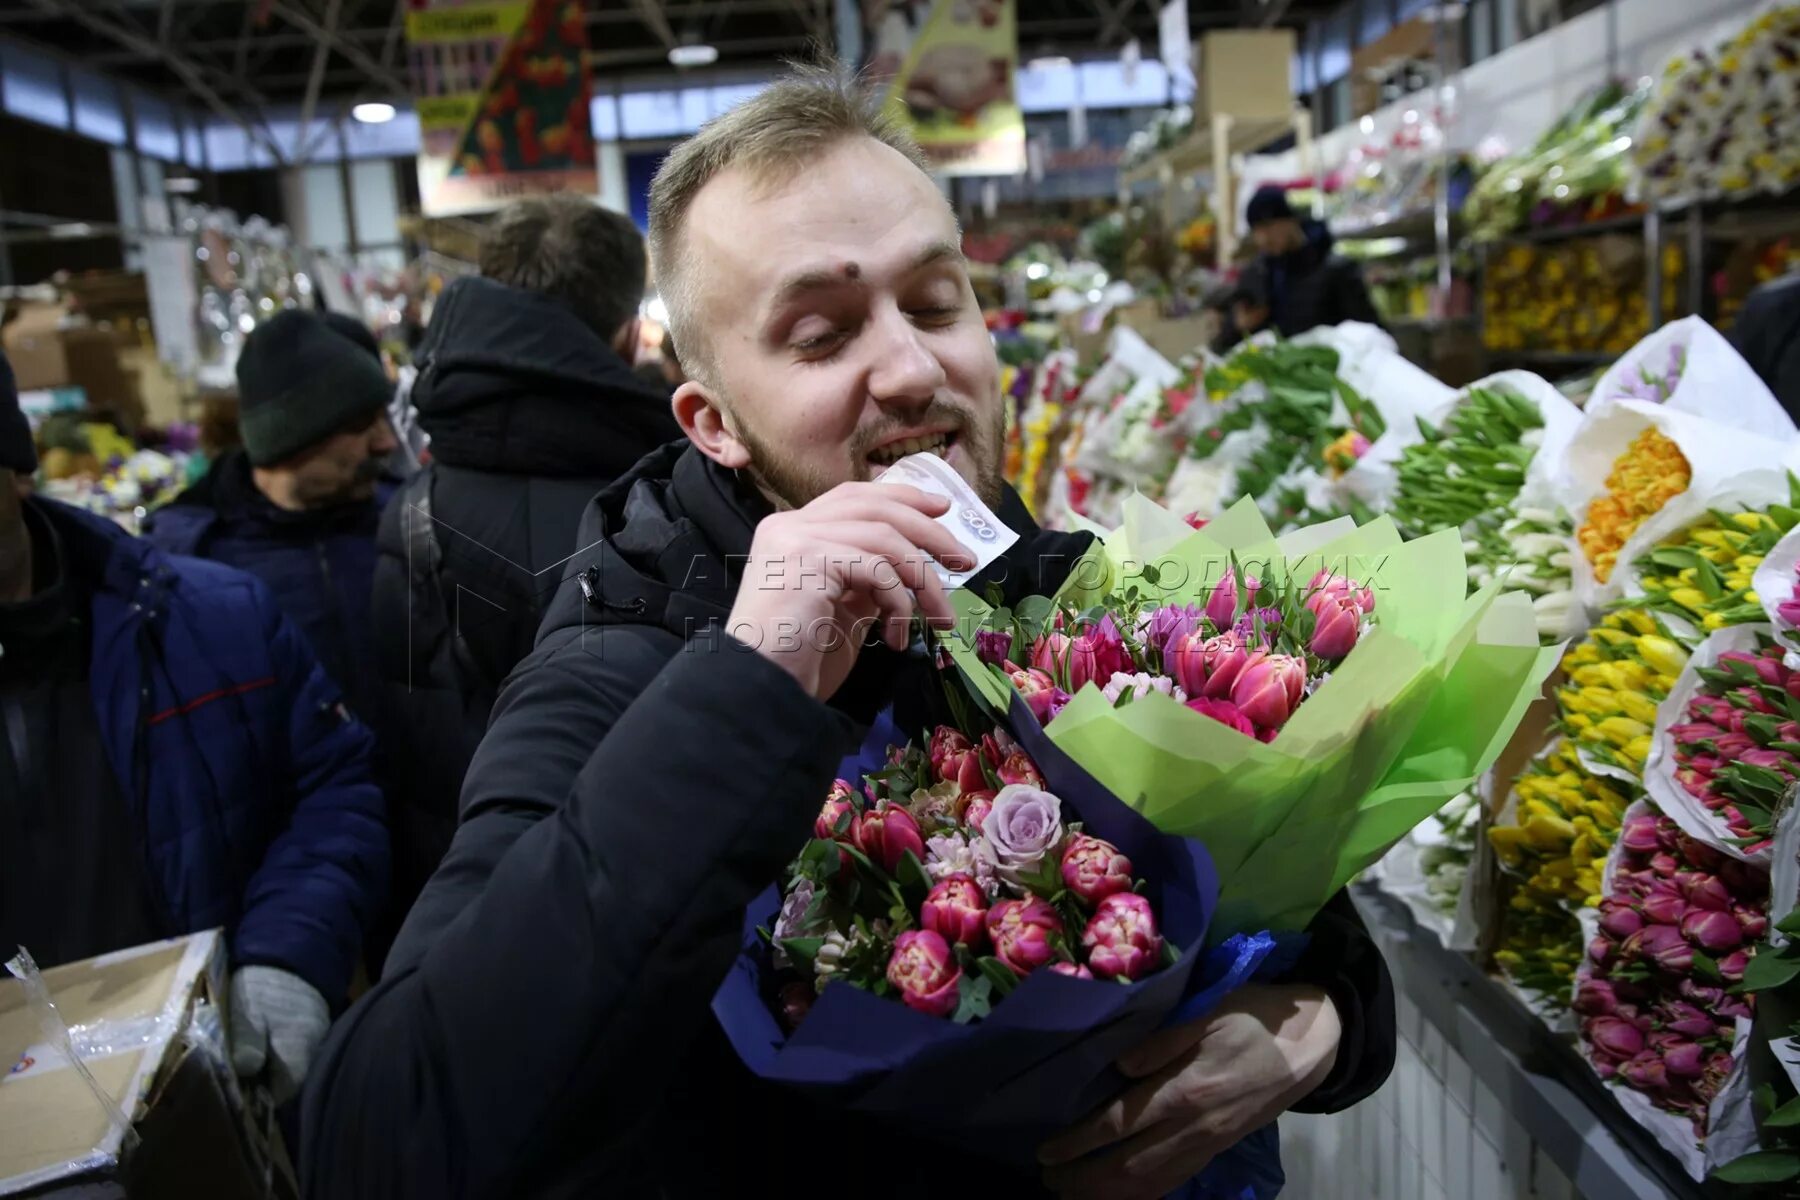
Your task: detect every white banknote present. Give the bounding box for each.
[876,452,1018,589]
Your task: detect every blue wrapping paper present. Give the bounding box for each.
[713,698,1293,1196]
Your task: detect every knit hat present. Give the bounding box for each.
[236,309,393,466]
[320,310,383,363]
[1245,185,1296,228]
[0,350,34,474]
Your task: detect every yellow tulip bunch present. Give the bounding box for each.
[1556,609,1689,778]
[1576,428,1692,584]
[1491,899,1585,1011]
[1489,742,1639,912]
[1632,507,1800,632]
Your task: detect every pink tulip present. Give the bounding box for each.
[1720,859,1771,901]
[1619,1052,1668,1092]
[1678,872,1732,912]
[1627,924,1694,974]
[974,629,1014,667]
[1720,650,1788,687]
[929,726,971,772]
[1060,834,1135,905]
[1166,629,1210,697]
[1572,979,1618,1016]
[1669,720,1724,745]
[1599,904,1644,940]
[1737,686,1780,716]
[1742,748,1797,773]
[959,789,996,833]
[1588,936,1615,967]
[1043,615,1131,693]
[778,981,815,1031]
[1703,1051,1739,1095]
[1674,835,1726,872]
[1007,666,1067,724]
[885,930,962,1018]
[1205,572,1242,630]
[921,874,989,949]
[1198,633,1251,699]
[1678,979,1727,1008]
[1710,732,1758,761]
[1661,1041,1705,1079]
[1651,851,1681,877]
[1585,1016,1646,1060]
[986,896,1064,976]
[1717,949,1750,983]
[1619,815,1662,855]
[1309,594,1363,659]
[1737,908,1770,940]
[856,803,925,874]
[1186,696,1258,737]
[1048,961,1095,980]
[1031,632,1072,679]
[1082,892,1163,982]
[996,749,1046,789]
[1594,1060,1618,1080]
[1306,569,1374,613]
[816,785,858,842]
[1640,891,1687,926]
[1230,651,1307,730]
[1658,1002,1716,1040]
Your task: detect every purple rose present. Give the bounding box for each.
[980,785,1066,888]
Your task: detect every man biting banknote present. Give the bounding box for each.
[303,66,1396,1200]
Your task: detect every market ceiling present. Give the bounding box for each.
[0,0,1335,118]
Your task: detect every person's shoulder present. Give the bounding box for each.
[509,618,685,700]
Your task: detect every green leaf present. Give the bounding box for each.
[780,937,825,972]
[1746,714,1787,745]
[896,850,931,908]
[1015,594,1054,630]
[1767,1095,1800,1128]
[1714,1151,1800,1184]
[1776,908,1800,937]
[1139,562,1161,586]
[977,956,1020,997]
[1691,951,1723,986]
[952,973,994,1024]
[1648,547,1708,572]
[1755,1082,1778,1120]
[1744,949,1800,993]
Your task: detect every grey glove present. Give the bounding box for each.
[229,965,329,1106]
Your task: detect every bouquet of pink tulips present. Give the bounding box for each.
[1573,803,1769,1178]
[765,730,1178,1023]
[943,495,1561,935]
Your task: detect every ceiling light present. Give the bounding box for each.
[668,43,718,67]
[1027,56,1074,71]
[352,102,396,124]
[164,177,201,194]
[50,222,94,238]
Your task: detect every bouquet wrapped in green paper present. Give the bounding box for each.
[942,495,1561,936]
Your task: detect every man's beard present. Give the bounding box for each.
[295,458,383,509]
[733,397,1007,513]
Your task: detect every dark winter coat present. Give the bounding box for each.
[1261,219,1384,337]
[41,497,386,1003]
[1730,272,1800,425]
[302,443,1395,1198]
[368,275,686,944]
[144,450,384,728]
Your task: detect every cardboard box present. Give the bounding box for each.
[0,933,292,1199]
[2,305,141,427]
[1195,30,1295,122]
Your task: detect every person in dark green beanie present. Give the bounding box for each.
[145,309,397,728]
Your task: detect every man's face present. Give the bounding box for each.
[1250,218,1300,257]
[282,412,397,509]
[1232,300,1269,335]
[678,137,1004,508]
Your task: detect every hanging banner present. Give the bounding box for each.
[406,0,596,217]
[868,0,1025,177]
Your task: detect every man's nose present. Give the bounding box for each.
[369,417,399,455]
[867,307,946,409]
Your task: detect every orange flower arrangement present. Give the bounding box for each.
[1576,428,1692,583]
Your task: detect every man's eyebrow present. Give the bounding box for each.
[766,239,966,312]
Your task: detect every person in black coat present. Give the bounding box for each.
[303,67,1395,1200]
[1245,185,1383,337]
[368,198,683,967]
[1730,271,1800,424]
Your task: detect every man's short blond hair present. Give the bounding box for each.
[647,63,932,384]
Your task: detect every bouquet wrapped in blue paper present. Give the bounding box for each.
[712,709,1288,1192]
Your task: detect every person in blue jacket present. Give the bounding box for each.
[0,351,387,1106]
[145,309,398,725]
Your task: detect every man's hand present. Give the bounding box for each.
[1037,984,1343,1200]
[726,481,975,701]
[230,965,330,1106]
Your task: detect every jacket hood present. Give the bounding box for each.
[34,494,174,604]
[411,276,684,478]
[151,450,378,553]
[1288,218,1335,270]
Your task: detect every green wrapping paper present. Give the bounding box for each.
[947,497,1561,936]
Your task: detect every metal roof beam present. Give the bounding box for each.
[629,0,678,49]
[268,0,405,95]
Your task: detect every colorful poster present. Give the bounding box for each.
[406,0,596,217]
[866,0,1025,177]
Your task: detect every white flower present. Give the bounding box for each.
[1101,671,1179,705]
[1508,532,1566,560]
[1547,551,1574,571]
[1519,428,1546,450]
[1514,507,1559,525]
[1532,590,1578,637]
[925,831,1001,899]
[771,878,818,968]
[813,930,849,981]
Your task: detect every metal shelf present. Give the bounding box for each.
[1488,209,1652,246]
[1332,208,1450,242]
[1119,114,1301,189]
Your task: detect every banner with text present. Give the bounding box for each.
[406,0,595,217]
[867,0,1025,177]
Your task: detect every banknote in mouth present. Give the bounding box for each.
[873,451,1018,589]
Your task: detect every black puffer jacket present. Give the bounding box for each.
[1261,219,1384,337]
[305,444,1395,1199]
[369,275,683,962]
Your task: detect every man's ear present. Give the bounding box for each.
[613,316,643,364]
[672,381,751,470]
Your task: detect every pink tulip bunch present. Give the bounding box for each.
[1578,808,1770,1135]
[1670,635,1796,848]
[775,725,1170,1026]
[1778,562,1800,628]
